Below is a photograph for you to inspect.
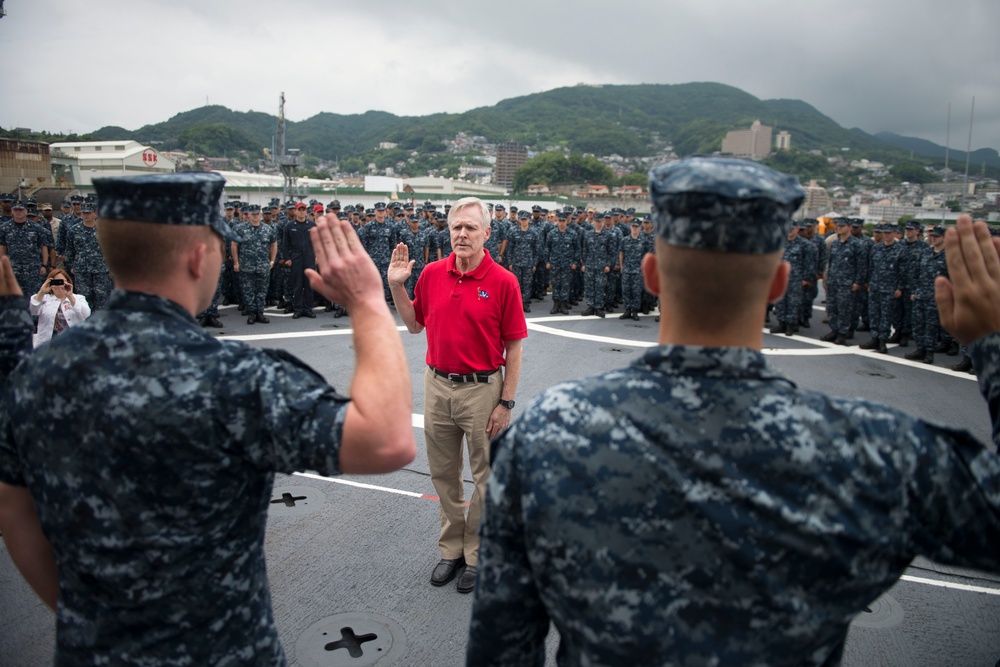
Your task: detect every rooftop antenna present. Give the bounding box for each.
[961,96,975,211]
[277,92,301,201]
[943,102,951,179]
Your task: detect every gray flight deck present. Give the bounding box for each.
[3,294,999,666]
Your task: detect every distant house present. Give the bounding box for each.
[526,183,551,195]
[614,185,644,198]
[574,184,610,198]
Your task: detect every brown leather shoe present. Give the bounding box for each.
[430,558,464,587]
[456,565,477,594]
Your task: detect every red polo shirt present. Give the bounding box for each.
[412,250,527,374]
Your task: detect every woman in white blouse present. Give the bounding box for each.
[30,268,91,347]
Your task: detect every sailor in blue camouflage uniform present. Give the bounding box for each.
[0,173,415,667]
[64,202,112,311]
[581,212,614,317]
[232,204,277,325]
[769,220,805,335]
[396,213,431,300]
[892,220,927,346]
[859,223,903,354]
[0,192,14,224]
[905,225,949,364]
[822,218,864,345]
[0,199,48,295]
[55,194,83,270]
[507,210,538,312]
[799,219,823,327]
[617,219,645,321]
[850,219,872,335]
[468,157,1000,667]
[359,202,397,302]
[544,212,580,315]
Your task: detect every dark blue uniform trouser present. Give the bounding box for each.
[827,283,854,335]
[290,258,314,314]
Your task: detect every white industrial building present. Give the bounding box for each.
[49,140,177,186]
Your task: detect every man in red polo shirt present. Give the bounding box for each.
[389,196,527,595]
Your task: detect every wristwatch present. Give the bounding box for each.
[499,399,515,410]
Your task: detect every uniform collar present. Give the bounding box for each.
[104,290,200,326]
[633,344,794,385]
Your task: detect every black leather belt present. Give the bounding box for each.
[431,366,498,383]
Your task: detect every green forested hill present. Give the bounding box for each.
[69,82,955,163]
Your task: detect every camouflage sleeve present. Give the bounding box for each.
[0,296,33,485]
[0,295,32,379]
[233,347,350,477]
[969,333,1000,449]
[903,413,1000,570]
[467,426,549,666]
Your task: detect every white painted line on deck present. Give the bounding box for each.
[293,471,435,500]
[900,574,1000,596]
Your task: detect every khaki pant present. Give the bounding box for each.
[424,367,502,567]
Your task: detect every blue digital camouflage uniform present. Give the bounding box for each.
[506,225,538,308]
[233,220,277,316]
[826,233,864,337]
[469,157,1000,666]
[544,226,580,305]
[0,217,47,295]
[897,235,928,337]
[581,225,614,312]
[469,342,1000,666]
[618,232,645,314]
[802,226,824,325]
[773,233,805,328]
[359,217,397,300]
[913,240,948,352]
[852,227,873,332]
[867,238,902,341]
[0,291,350,666]
[397,223,432,299]
[64,221,112,311]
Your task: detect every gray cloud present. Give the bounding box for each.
[1,0,996,151]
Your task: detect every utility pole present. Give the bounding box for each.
[277,92,302,202]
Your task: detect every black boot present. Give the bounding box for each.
[834,334,848,346]
[619,310,630,320]
[770,323,786,335]
[877,339,888,354]
[904,347,926,361]
[946,342,960,356]
[559,301,570,315]
[859,338,878,350]
[886,331,902,344]
[247,314,256,325]
[631,311,639,321]
[785,324,798,336]
[582,307,595,316]
[595,309,605,318]
[821,330,838,342]
[951,356,973,373]
[255,312,270,324]
[550,302,560,314]
[922,351,934,364]
[523,302,531,313]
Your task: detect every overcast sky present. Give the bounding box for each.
[2,0,997,153]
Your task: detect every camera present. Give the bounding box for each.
[50,279,64,286]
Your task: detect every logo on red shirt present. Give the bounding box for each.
[478,289,489,300]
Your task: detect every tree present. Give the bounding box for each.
[890,160,939,184]
[512,152,615,193]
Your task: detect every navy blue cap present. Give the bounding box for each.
[11,200,26,209]
[905,220,921,230]
[374,202,387,210]
[93,173,241,242]
[247,204,261,213]
[518,210,530,219]
[929,225,945,237]
[495,204,505,211]
[649,157,804,254]
[81,203,96,213]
